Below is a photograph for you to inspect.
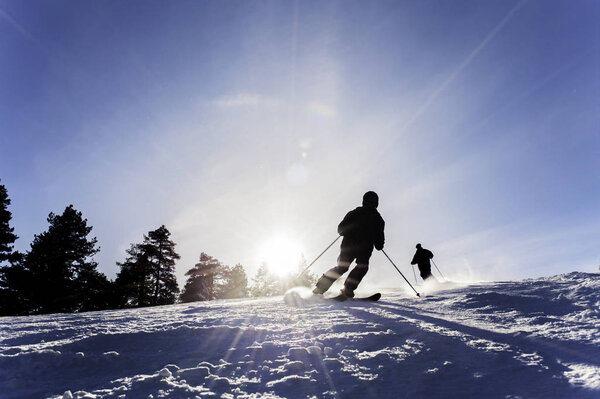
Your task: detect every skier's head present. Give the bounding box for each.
[416,243,422,249]
[362,191,379,208]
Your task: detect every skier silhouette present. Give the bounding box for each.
[411,243,436,281]
[313,191,385,299]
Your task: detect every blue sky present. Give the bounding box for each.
[1,0,599,287]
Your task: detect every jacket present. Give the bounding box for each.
[337,206,385,254]
[411,248,433,267]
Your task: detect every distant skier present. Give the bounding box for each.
[312,191,385,299]
[411,243,436,281]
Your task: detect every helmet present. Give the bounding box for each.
[362,191,379,208]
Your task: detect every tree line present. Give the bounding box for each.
[0,180,315,316]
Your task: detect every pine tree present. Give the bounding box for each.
[0,180,24,315]
[180,253,220,302]
[18,205,108,314]
[248,256,315,298]
[212,264,232,300]
[114,244,153,307]
[214,263,249,299]
[227,263,249,298]
[0,263,27,315]
[115,225,180,307]
[0,180,19,265]
[250,263,283,297]
[293,254,317,288]
[146,226,180,305]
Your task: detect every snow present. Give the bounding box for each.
[1,272,599,398]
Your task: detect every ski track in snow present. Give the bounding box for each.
[1,272,599,399]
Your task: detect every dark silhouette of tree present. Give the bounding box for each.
[180,253,220,302]
[0,180,25,315]
[115,225,179,307]
[16,205,108,314]
[0,263,28,315]
[181,255,249,302]
[115,244,152,307]
[146,226,180,305]
[0,180,19,265]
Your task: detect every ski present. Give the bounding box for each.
[328,292,381,302]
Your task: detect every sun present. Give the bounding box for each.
[258,234,303,277]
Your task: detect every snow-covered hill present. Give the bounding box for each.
[1,272,599,399]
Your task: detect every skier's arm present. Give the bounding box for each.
[337,211,355,236]
[374,218,385,250]
[410,252,418,265]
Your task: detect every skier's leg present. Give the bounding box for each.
[342,253,370,297]
[420,266,436,281]
[313,253,352,294]
[423,267,437,282]
[419,265,429,281]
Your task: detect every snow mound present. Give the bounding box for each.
[1,272,599,398]
[283,286,319,306]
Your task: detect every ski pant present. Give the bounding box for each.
[314,250,371,296]
[418,265,434,281]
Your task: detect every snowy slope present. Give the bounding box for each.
[1,272,599,399]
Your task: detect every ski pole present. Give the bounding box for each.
[382,250,420,297]
[431,259,445,281]
[411,264,418,284]
[296,236,341,279]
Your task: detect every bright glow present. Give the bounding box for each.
[258,235,303,277]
